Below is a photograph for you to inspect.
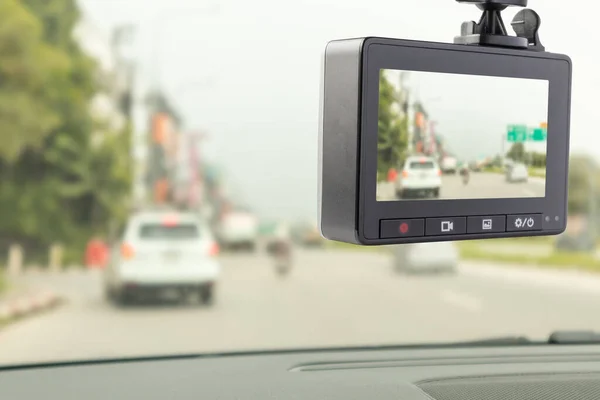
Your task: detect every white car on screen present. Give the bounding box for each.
[104,211,220,306]
[395,156,442,199]
[506,163,529,183]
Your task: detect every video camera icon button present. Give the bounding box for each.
[426,217,466,236]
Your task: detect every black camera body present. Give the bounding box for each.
[318,37,572,245]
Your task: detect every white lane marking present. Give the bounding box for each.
[460,262,600,296]
[440,290,482,313]
[529,177,546,185]
[522,189,536,197]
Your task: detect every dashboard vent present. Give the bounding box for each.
[418,373,600,400]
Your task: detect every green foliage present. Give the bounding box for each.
[0,0,132,265]
[21,0,81,48]
[530,152,547,168]
[377,71,408,180]
[491,155,503,167]
[0,0,71,162]
[506,144,546,168]
[567,155,599,215]
[507,142,525,162]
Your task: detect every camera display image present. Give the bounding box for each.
[377,69,549,201]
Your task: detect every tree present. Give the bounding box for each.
[0,0,70,162]
[491,154,503,167]
[377,71,409,180]
[0,0,132,263]
[567,155,599,215]
[506,142,525,162]
[530,152,546,168]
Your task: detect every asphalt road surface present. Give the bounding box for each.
[1,248,599,366]
[378,172,545,200]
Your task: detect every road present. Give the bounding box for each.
[377,172,545,200]
[1,248,599,366]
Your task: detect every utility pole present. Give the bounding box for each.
[399,72,414,155]
[111,25,143,209]
[589,162,597,240]
[187,131,208,211]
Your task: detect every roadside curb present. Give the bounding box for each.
[0,290,64,327]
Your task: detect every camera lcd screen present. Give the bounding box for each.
[377,69,549,202]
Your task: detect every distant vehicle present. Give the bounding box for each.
[269,239,293,277]
[392,242,458,274]
[468,161,481,172]
[265,222,292,253]
[440,156,458,174]
[459,165,470,185]
[506,163,529,183]
[216,210,259,251]
[555,215,596,253]
[291,221,323,247]
[395,156,442,199]
[555,232,596,253]
[104,211,220,306]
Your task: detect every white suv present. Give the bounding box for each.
[104,211,221,306]
[395,156,442,199]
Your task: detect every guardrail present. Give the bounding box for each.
[5,244,67,276]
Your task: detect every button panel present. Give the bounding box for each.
[425,217,466,236]
[380,219,425,239]
[380,214,543,238]
[506,214,543,232]
[467,216,506,234]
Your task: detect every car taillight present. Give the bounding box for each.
[121,243,135,260]
[402,170,409,178]
[208,242,219,256]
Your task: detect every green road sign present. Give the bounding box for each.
[507,125,547,142]
[528,127,547,142]
[507,125,527,142]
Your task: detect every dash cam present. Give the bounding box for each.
[318,0,572,245]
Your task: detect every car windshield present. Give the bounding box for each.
[0,0,598,367]
[139,224,200,239]
[408,161,436,169]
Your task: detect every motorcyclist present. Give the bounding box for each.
[459,162,470,184]
[268,223,293,277]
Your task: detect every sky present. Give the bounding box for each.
[383,69,549,161]
[76,0,600,219]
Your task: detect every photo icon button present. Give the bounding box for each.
[467,216,506,234]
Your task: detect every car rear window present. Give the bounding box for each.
[408,161,435,169]
[138,224,200,239]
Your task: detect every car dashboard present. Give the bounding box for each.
[3,344,600,399]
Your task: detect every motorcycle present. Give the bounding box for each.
[268,239,293,277]
[459,167,470,185]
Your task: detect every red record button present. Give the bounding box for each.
[399,223,409,234]
[380,219,425,239]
